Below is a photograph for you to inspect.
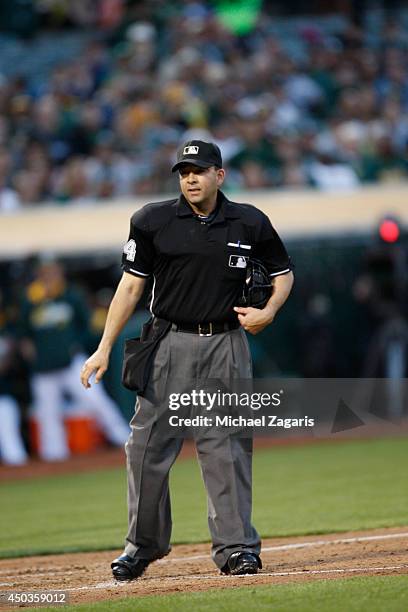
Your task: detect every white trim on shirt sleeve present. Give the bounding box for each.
[269,268,291,277]
[125,267,150,278]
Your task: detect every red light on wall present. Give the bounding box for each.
[379,219,400,243]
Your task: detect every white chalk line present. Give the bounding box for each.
[158,532,408,564]
[2,563,406,593]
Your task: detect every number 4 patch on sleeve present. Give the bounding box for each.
[123,239,137,261]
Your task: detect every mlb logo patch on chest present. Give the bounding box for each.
[229,255,248,268]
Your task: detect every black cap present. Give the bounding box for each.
[172,140,222,172]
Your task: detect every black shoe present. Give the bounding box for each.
[222,552,261,576]
[111,554,150,581]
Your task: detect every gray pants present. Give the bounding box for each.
[123,328,261,569]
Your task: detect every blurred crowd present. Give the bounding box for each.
[1,1,408,211]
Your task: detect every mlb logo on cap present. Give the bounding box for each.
[183,145,199,155]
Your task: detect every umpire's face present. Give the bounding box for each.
[178,164,225,209]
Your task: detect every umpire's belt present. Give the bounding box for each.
[171,321,239,336]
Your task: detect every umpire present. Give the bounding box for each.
[81,140,294,580]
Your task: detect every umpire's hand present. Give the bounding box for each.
[234,306,275,335]
[80,348,110,388]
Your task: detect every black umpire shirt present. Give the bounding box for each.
[122,190,292,325]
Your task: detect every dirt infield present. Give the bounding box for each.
[0,527,407,608]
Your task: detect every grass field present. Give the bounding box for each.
[18,576,408,612]
[1,438,407,559]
